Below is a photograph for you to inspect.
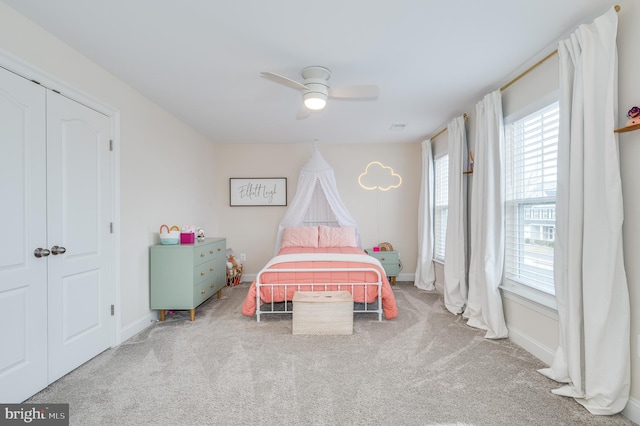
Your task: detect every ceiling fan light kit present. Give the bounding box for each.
[303,92,328,110]
[261,65,378,116]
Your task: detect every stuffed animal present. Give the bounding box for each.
[225,253,242,286]
[226,254,239,269]
[627,106,640,126]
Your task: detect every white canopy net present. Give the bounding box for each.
[274,149,362,254]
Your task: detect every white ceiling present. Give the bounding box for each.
[2,0,618,145]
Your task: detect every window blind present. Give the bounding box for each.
[505,102,559,294]
[434,155,448,262]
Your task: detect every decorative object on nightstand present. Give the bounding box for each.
[365,247,399,286]
[378,241,393,251]
[150,237,226,321]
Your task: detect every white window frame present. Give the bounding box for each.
[501,93,559,310]
[433,154,448,263]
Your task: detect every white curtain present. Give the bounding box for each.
[464,90,508,339]
[443,115,468,314]
[415,139,436,291]
[538,7,630,415]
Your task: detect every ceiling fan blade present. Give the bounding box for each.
[296,107,312,120]
[329,85,379,99]
[261,71,308,91]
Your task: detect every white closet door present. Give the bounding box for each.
[0,69,48,402]
[46,92,113,383]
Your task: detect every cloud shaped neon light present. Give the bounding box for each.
[358,161,402,191]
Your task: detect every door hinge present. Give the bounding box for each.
[111,304,115,316]
[109,139,113,151]
[110,222,114,233]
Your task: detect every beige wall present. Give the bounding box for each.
[617,1,640,415]
[214,142,421,279]
[0,3,219,338]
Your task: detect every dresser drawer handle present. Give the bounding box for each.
[217,247,221,251]
[381,257,386,261]
[210,250,214,254]
[201,271,205,276]
[210,267,214,271]
[210,284,214,288]
[201,289,205,295]
[200,253,205,257]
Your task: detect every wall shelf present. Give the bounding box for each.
[614,123,640,133]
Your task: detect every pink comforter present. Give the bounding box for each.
[241,247,398,319]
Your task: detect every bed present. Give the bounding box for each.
[241,226,398,322]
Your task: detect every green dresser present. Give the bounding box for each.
[365,249,399,286]
[150,237,226,321]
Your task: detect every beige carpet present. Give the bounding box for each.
[27,282,636,426]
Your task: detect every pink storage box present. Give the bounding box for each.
[180,232,195,244]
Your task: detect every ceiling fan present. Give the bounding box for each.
[260,66,378,118]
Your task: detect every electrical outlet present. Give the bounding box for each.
[240,253,246,262]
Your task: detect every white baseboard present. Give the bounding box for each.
[117,312,156,344]
[623,396,640,424]
[397,272,414,282]
[507,324,556,366]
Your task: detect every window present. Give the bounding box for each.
[505,102,559,295]
[434,155,448,262]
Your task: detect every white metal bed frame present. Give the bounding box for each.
[255,267,383,322]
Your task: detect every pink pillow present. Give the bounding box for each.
[281,227,319,248]
[318,226,357,248]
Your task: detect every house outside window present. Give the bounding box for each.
[434,154,448,262]
[504,102,559,295]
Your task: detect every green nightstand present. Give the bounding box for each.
[365,249,399,286]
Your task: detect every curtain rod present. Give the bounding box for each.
[501,4,620,92]
[430,113,467,140]
[428,4,620,140]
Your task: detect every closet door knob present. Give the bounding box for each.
[34,248,51,258]
[51,245,66,255]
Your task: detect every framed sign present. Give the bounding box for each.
[229,178,287,206]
